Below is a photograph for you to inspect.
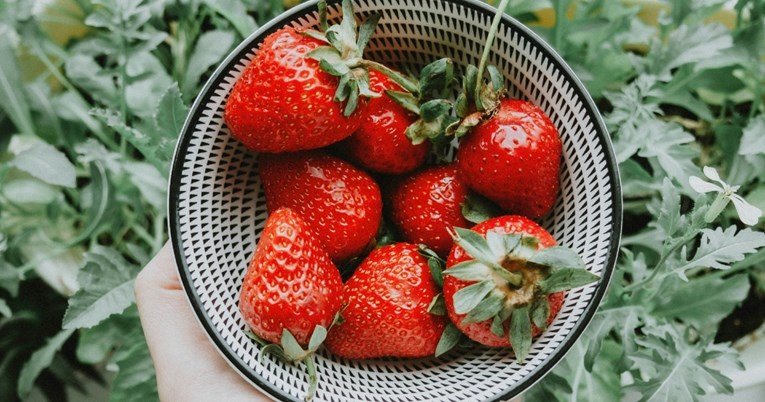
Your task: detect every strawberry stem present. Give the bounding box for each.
[475,0,512,99]
[304,355,318,401]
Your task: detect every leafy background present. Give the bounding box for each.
[1,0,764,401]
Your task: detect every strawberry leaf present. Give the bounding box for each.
[539,268,600,294]
[427,257,444,288]
[444,260,492,282]
[528,246,587,270]
[260,343,288,363]
[452,227,496,263]
[510,305,532,362]
[435,323,462,357]
[427,293,446,316]
[461,192,502,224]
[487,65,504,92]
[419,58,455,97]
[461,291,504,325]
[452,280,495,315]
[491,314,506,337]
[307,325,328,353]
[281,329,308,361]
[385,90,420,114]
[356,13,381,55]
[531,297,551,331]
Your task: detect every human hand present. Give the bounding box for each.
[135,242,271,402]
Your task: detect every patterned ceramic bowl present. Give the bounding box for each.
[168,0,622,401]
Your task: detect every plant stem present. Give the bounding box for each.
[623,231,696,292]
[476,0,512,99]
[303,354,318,401]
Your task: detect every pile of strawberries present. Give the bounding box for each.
[226,0,598,399]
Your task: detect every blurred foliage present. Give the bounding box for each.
[0,0,764,401]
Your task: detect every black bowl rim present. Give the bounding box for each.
[167,0,623,401]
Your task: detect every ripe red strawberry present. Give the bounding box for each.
[224,27,368,153]
[259,151,382,263]
[442,215,598,361]
[456,99,562,218]
[239,208,343,347]
[325,243,448,359]
[387,164,471,256]
[336,71,429,174]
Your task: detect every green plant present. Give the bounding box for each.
[0,0,763,401]
[0,0,282,400]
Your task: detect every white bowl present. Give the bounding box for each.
[168,0,622,401]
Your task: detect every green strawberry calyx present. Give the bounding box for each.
[247,312,343,401]
[444,226,600,362]
[444,0,512,138]
[304,0,432,118]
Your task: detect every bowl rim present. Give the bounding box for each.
[167,0,623,400]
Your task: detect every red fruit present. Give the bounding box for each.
[337,71,429,174]
[387,164,471,256]
[442,215,598,361]
[325,243,448,359]
[224,27,367,153]
[456,99,562,218]
[239,208,343,346]
[259,151,382,263]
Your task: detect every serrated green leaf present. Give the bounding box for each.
[637,120,701,194]
[64,54,118,105]
[452,280,495,315]
[510,306,532,362]
[202,0,258,38]
[17,328,76,398]
[675,226,765,278]
[652,274,749,328]
[93,107,176,175]
[183,30,236,96]
[626,325,739,402]
[76,308,137,364]
[124,53,174,119]
[9,143,76,188]
[108,324,158,402]
[125,161,166,211]
[62,246,139,329]
[435,323,461,357]
[738,116,765,157]
[649,23,733,80]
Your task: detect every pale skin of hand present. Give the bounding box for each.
[135,242,271,402]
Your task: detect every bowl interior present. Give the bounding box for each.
[168,0,621,401]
